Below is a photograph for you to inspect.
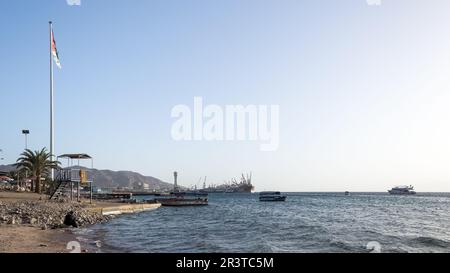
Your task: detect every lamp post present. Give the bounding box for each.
[174,171,178,193]
[21,130,30,185]
[22,130,30,150]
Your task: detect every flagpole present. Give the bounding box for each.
[49,21,55,181]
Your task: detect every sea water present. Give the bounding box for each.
[75,192,450,253]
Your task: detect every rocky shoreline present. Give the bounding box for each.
[0,192,160,253]
[0,199,112,230]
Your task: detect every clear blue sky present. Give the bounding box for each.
[1,0,450,191]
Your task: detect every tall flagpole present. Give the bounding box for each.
[49,21,55,181]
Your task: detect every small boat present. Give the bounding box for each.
[156,196,208,206]
[156,172,208,206]
[388,185,416,195]
[156,192,208,206]
[259,191,287,202]
[345,191,350,196]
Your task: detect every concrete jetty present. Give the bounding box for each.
[88,203,161,216]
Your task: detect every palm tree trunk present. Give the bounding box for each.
[35,175,41,194]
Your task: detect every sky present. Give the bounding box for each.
[1,0,450,192]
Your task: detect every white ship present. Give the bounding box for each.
[388,185,416,195]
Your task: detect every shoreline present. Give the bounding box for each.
[71,224,129,253]
[0,191,160,253]
[0,223,115,253]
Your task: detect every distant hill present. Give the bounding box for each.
[0,164,17,174]
[82,167,174,191]
[0,164,174,191]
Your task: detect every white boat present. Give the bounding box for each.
[259,191,287,202]
[388,185,416,195]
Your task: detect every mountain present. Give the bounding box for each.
[0,164,17,174]
[0,164,174,191]
[0,164,15,172]
[83,167,174,191]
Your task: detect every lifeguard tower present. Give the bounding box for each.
[50,154,94,203]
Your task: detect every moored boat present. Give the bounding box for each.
[388,185,416,195]
[156,196,208,206]
[156,172,208,206]
[259,191,287,202]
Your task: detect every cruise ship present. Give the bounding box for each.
[388,185,416,195]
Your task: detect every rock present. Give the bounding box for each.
[0,199,111,229]
[39,244,48,247]
[94,240,102,248]
[64,211,79,228]
[8,217,17,225]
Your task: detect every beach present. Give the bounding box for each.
[0,191,105,253]
[0,225,78,253]
[3,191,450,253]
[0,191,160,253]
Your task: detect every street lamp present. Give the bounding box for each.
[21,130,30,185]
[22,130,30,150]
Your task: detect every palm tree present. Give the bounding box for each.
[8,168,28,189]
[16,148,60,194]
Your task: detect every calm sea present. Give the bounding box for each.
[74,192,450,253]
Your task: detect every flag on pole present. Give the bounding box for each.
[51,29,61,69]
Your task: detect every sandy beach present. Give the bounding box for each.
[0,192,101,253]
[0,225,78,253]
[0,191,160,253]
[0,191,102,253]
[0,191,45,203]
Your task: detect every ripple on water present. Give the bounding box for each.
[80,193,450,253]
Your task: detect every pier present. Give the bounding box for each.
[88,202,161,216]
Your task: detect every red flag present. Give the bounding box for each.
[51,30,61,69]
